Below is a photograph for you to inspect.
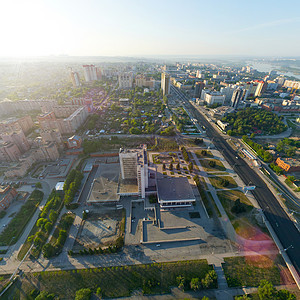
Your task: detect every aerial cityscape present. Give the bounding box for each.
[0,1,300,300]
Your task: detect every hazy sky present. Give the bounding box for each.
[1,0,300,57]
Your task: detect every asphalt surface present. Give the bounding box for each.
[171,85,300,276]
[78,165,98,204]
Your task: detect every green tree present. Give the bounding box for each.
[36,218,46,228]
[235,296,250,300]
[42,243,55,258]
[208,160,216,167]
[276,289,296,300]
[44,222,52,233]
[176,275,185,291]
[96,287,102,297]
[35,290,55,300]
[258,280,276,300]
[188,162,193,172]
[162,163,166,170]
[35,182,42,189]
[169,163,173,170]
[176,163,180,170]
[227,129,233,136]
[75,288,92,300]
[49,210,58,223]
[287,175,295,182]
[190,277,200,291]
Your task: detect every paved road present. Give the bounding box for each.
[171,85,300,277]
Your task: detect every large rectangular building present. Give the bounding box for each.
[156,177,195,208]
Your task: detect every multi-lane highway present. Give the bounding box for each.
[171,85,300,277]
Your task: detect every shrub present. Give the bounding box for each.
[75,288,92,300]
[231,199,246,214]
[42,243,55,258]
[220,178,229,187]
[208,160,216,167]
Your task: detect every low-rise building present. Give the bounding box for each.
[67,135,82,149]
[0,185,18,211]
[156,177,195,208]
[202,91,225,106]
[276,157,300,173]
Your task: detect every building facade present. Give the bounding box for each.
[161,72,170,96]
[0,185,18,211]
[118,73,133,89]
[70,71,81,87]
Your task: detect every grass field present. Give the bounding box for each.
[209,176,237,189]
[195,150,213,158]
[217,190,270,239]
[198,158,226,173]
[207,192,221,218]
[0,190,44,246]
[222,256,289,287]
[5,260,214,299]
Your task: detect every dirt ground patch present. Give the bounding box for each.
[73,209,123,251]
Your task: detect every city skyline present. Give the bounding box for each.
[1,0,300,57]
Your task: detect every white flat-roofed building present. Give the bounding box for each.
[204,91,225,106]
[157,177,195,208]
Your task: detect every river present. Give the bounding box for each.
[247,61,300,80]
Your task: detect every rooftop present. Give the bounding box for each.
[157,177,195,202]
[118,178,139,195]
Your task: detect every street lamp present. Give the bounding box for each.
[283,245,293,252]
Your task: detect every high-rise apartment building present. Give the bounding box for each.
[118,72,133,89]
[0,141,21,162]
[231,88,244,109]
[119,145,148,198]
[83,65,97,82]
[70,71,81,87]
[161,72,170,96]
[1,130,30,153]
[194,82,205,98]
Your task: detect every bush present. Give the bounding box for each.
[190,277,200,291]
[56,230,67,247]
[181,147,189,162]
[42,243,55,258]
[220,178,229,187]
[208,160,216,167]
[44,222,52,233]
[115,236,124,249]
[201,270,217,289]
[231,199,246,214]
[35,290,55,299]
[75,288,92,300]
[194,138,203,145]
[201,150,207,156]
[149,195,157,204]
[49,210,58,223]
[96,287,102,296]
[65,203,79,210]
